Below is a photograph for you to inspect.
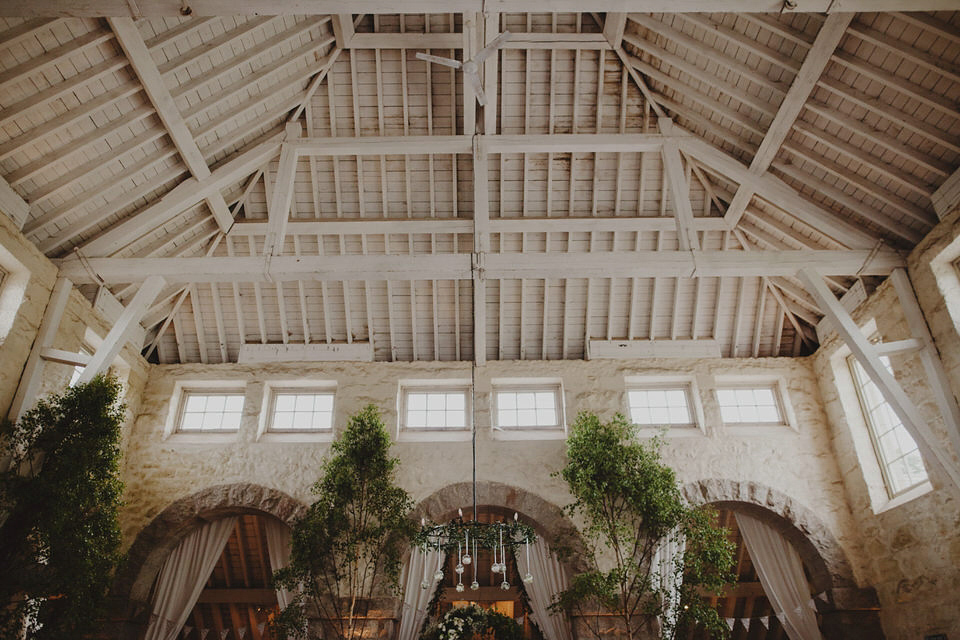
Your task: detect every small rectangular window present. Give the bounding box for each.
[716,386,784,426]
[849,356,928,497]
[494,386,562,429]
[403,388,469,430]
[269,390,335,431]
[177,391,245,432]
[627,387,695,427]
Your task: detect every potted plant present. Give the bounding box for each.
[273,405,416,640]
[553,412,735,640]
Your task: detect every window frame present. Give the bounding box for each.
[164,381,247,441]
[258,383,337,442]
[398,381,472,441]
[491,380,566,440]
[624,377,705,437]
[713,378,795,434]
[176,389,247,434]
[847,354,929,500]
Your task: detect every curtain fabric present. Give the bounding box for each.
[522,539,574,640]
[397,548,445,640]
[653,531,686,629]
[735,513,822,640]
[263,517,294,609]
[144,516,238,640]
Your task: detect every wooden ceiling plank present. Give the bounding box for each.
[0,18,60,53]
[145,15,219,50]
[833,49,960,121]
[770,160,925,244]
[736,13,815,50]
[621,35,778,118]
[178,31,334,120]
[628,13,789,98]
[847,18,960,85]
[892,12,960,46]
[157,15,278,78]
[0,175,29,230]
[723,12,851,227]
[0,28,114,95]
[677,13,802,73]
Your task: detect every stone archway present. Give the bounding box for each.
[413,481,590,574]
[683,478,884,640]
[108,483,307,640]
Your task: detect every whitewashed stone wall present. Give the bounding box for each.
[123,356,868,589]
[812,206,960,639]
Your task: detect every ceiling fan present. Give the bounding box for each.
[415,31,512,106]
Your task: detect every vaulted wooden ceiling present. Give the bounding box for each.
[1,3,958,365]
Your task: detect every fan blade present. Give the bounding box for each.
[466,71,487,107]
[415,52,462,69]
[473,30,511,64]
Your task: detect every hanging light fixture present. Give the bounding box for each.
[412,364,537,590]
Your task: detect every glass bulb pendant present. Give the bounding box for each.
[500,580,510,590]
[470,580,480,591]
[455,563,465,574]
[523,573,534,584]
[433,570,444,582]
[456,583,465,593]
[462,554,472,565]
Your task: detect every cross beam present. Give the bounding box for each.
[57,249,904,285]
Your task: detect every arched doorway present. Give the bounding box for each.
[433,507,542,640]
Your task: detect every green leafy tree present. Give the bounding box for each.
[273,405,416,640]
[0,375,126,640]
[553,412,734,640]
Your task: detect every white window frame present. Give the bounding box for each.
[164,380,247,442]
[714,376,796,434]
[847,354,930,501]
[624,376,705,437]
[397,380,472,442]
[257,381,337,442]
[0,241,29,345]
[491,379,566,440]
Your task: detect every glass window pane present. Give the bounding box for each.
[499,393,516,410]
[408,393,427,410]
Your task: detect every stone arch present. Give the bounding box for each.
[413,481,590,573]
[681,478,857,592]
[109,483,307,640]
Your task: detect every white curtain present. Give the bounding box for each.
[397,548,445,640]
[735,513,822,640]
[144,516,238,640]
[263,517,294,609]
[522,539,573,640]
[653,531,686,630]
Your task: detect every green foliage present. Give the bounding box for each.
[273,405,416,640]
[419,604,523,640]
[0,375,126,640]
[553,412,735,640]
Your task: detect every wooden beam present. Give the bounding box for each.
[660,120,700,251]
[238,342,373,363]
[264,124,301,257]
[473,137,489,365]
[349,32,461,49]
[39,348,92,367]
[602,13,626,48]
[723,12,853,227]
[502,33,611,49]
[0,175,28,230]
[486,133,666,154]
[76,276,166,385]
[332,13,354,48]
[56,249,904,285]
[798,268,960,494]
[292,134,472,156]
[933,167,960,220]
[8,0,957,15]
[7,277,72,422]
[588,339,720,359]
[680,136,880,249]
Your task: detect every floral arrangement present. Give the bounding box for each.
[420,604,523,640]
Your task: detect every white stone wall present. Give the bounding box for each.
[812,207,960,639]
[123,356,868,592]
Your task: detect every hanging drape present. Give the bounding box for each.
[653,531,686,629]
[735,513,823,640]
[397,547,445,640]
[263,517,294,609]
[522,539,574,640]
[144,516,238,640]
